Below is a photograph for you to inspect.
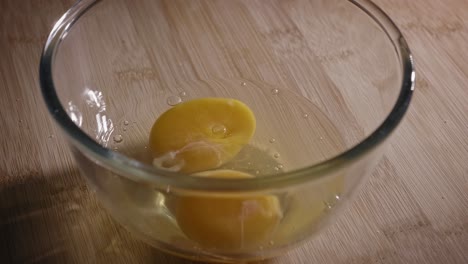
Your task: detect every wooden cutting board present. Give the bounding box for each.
[0,0,467,263]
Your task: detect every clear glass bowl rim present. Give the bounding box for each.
[39,0,415,192]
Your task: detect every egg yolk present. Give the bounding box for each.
[149,98,256,173]
[174,170,283,250]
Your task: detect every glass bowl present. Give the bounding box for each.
[40,0,414,262]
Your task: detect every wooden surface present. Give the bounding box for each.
[1,0,468,263]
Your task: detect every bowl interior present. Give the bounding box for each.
[51,0,404,178]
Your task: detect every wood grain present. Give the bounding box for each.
[1,0,467,263]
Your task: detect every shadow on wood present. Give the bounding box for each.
[0,169,198,264]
